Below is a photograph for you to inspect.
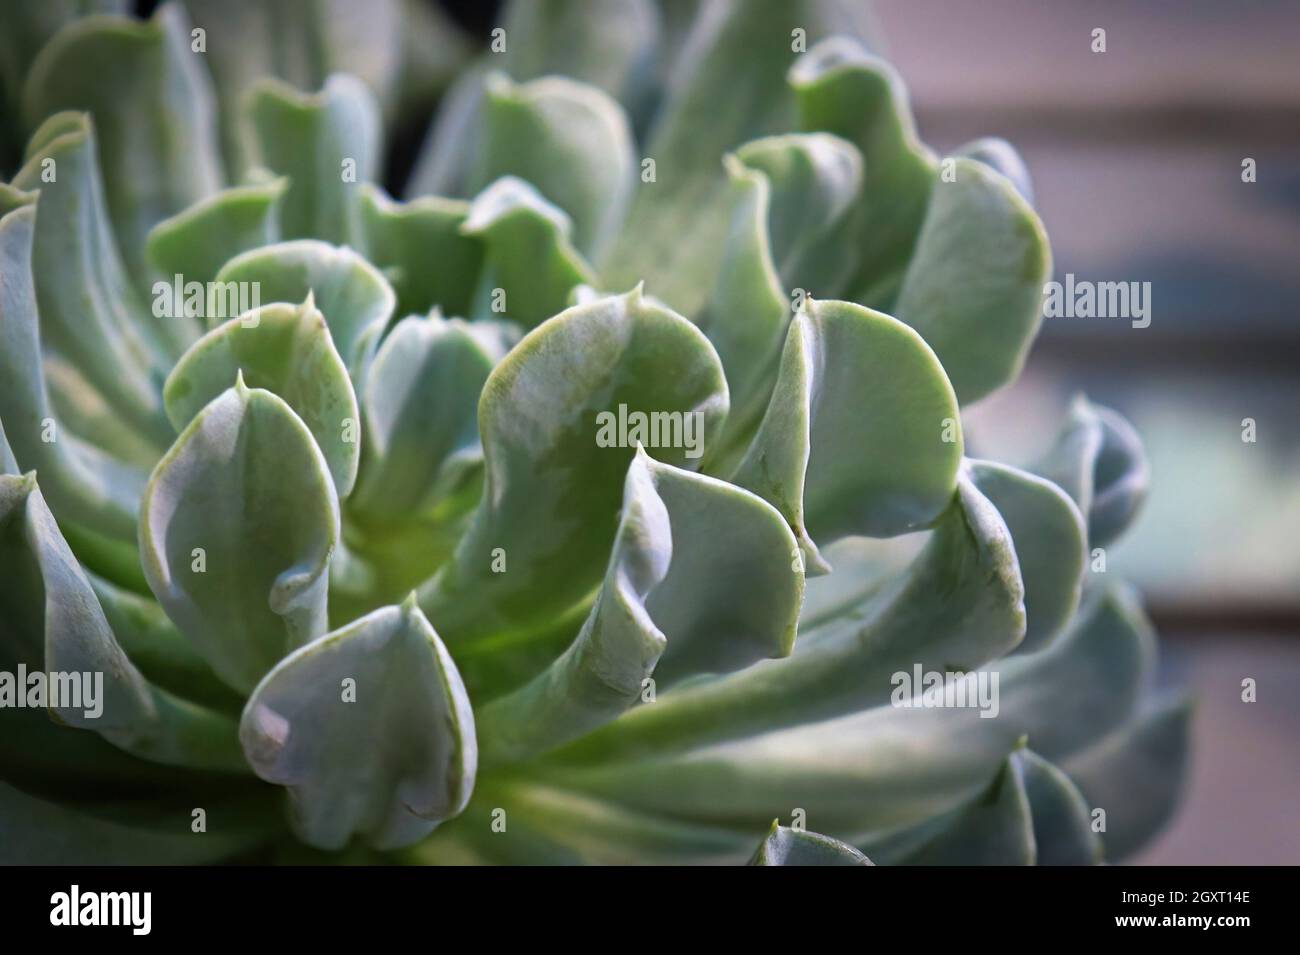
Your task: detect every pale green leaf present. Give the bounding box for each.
[244,74,380,245]
[358,185,482,319]
[732,298,962,570]
[419,287,728,645]
[749,820,873,866]
[459,176,598,327]
[240,597,476,850]
[139,379,339,693]
[893,157,1051,403]
[473,72,634,257]
[164,297,360,496]
[22,3,223,283]
[146,177,287,287]
[213,239,395,376]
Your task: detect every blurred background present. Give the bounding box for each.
[867,0,1300,864]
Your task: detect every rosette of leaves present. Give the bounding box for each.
[0,0,1189,865]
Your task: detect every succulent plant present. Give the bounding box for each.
[0,0,1190,865]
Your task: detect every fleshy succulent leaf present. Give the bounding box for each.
[358,185,482,319]
[0,201,145,540]
[953,136,1035,205]
[183,0,410,174]
[0,781,269,864]
[965,459,1085,652]
[459,176,598,327]
[243,73,380,245]
[1034,396,1150,549]
[1020,748,1104,865]
[551,580,1155,839]
[732,298,962,570]
[212,239,395,377]
[790,38,936,308]
[0,472,245,771]
[1062,695,1193,861]
[7,115,182,434]
[892,157,1052,404]
[477,448,801,763]
[239,597,476,850]
[693,155,791,469]
[163,297,360,497]
[139,379,339,694]
[879,754,1036,865]
[22,3,223,284]
[146,177,287,287]
[601,1,875,317]
[497,0,659,109]
[555,468,1023,763]
[749,820,873,866]
[473,72,635,257]
[350,311,493,527]
[419,287,728,646]
[734,131,864,294]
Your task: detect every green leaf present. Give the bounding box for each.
[419,286,728,645]
[556,468,1022,763]
[164,297,360,497]
[600,1,876,317]
[7,115,181,437]
[954,136,1034,204]
[1020,748,1103,865]
[966,459,1085,652]
[477,448,800,763]
[350,312,493,527]
[883,755,1035,865]
[413,780,754,865]
[240,597,476,851]
[693,156,791,470]
[498,0,659,108]
[731,298,962,570]
[139,378,339,693]
[734,132,864,294]
[551,582,1153,837]
[473,72,634,257]
[0,780,269,864]
[406,61,489,199]
[790,38,937,308]
[146,177,287,287]
[358,185,483,319]
[1034,396,1149,549]
[0,201,145,540]
[893,157,1051,403]
[0,0,126,171]
[0,472,245,772]
[213,239,396,377]
[749,820,873,866]
[183,0,406,174]
[89,573,242,712]
[1062,695,1192,861]
[459,176,598,327]
[23,3,223,284]
[244,74,380,245]
[0,416,18,474]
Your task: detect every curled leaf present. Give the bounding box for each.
[139,379,339,693]
[240,597,476,850]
